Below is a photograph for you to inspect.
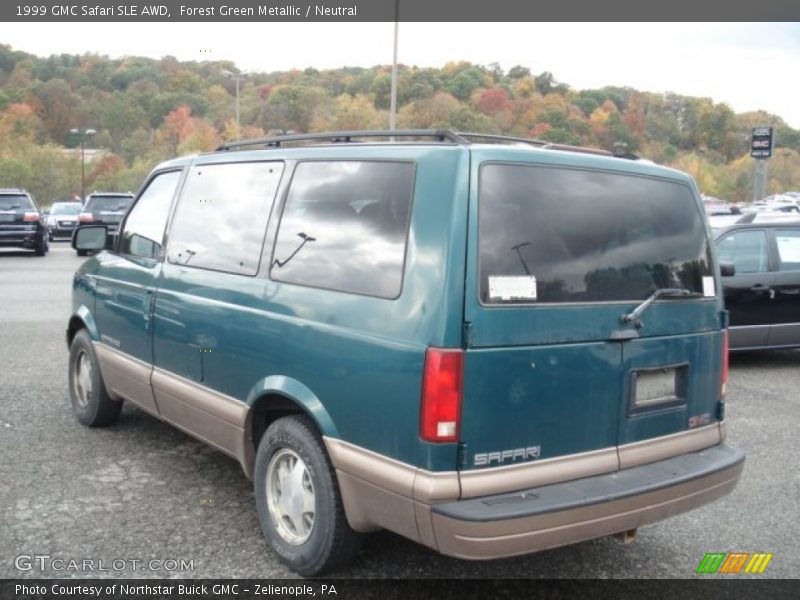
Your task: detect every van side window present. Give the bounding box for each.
[775,229,800,272]
[716,230,769,274]
[478,164,713,304]
[119,171,181,259]
[271,161,414,299]
[167,161,284,275]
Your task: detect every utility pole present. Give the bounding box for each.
[69,128,96,202]
[221,69,247,139]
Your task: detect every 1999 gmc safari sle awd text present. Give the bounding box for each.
[67,130,744,575]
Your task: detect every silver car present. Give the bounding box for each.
[46,202,83,240]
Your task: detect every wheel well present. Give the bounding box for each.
[66,316,86,347]
[251,394,316,449]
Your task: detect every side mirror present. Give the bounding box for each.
[72,225,110,251]
[719,262,736,277]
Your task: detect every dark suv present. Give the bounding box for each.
[715,219,800,350]
[77,192,134,254]
[0,188,48,256]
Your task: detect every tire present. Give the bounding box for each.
[68,329,122,427]
[34,235,48,256]
[254,415,362,575]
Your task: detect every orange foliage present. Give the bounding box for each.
[87,154,125,186]
[474,88,511,116]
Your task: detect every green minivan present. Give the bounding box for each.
[67,130,744,575]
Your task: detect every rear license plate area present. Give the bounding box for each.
[0,214,15,222]
[629,364,688,415]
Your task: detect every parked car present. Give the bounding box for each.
[702,196,740,216]
[76,192,134,255]
[68,130,743,575]
[761,193,799,205]
[710,210,800,230]
[46,201,83,240]
[0,188,48,256]
[743,200,800,214]
[715,220,800,350]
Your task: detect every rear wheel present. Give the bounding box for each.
[254,415,362,575]
[68,329,121,426]
[34,235,48,256]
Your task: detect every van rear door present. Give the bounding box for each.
[460,156,723,472]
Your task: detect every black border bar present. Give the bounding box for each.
[2,0,800,22]
[2,579,799,600]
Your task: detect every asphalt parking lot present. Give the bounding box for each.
[1,244,798,579]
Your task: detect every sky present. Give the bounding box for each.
[3,22,800,128]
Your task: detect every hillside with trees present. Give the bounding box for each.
[0,44,798,205]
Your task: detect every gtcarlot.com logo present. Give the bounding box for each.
[14,554,195,573]
[696,552,773,574]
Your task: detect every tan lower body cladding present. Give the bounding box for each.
[324,422,736,558]
[93,341,737,560]
[93,342,252,475]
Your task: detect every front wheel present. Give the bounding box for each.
[254,415,362,575]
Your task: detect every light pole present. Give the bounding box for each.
[221,69,247,139]
[69,128,96,202]
[389,0,399,130]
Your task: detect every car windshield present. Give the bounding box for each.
[478,164,713,304]
[0,195,34,210]
[51,203,83,215]
[85,195,134,211]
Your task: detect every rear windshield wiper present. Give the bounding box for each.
[620,288,704,328]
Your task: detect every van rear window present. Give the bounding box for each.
[478,164,712,304]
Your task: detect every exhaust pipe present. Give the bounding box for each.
[615,528,638,545]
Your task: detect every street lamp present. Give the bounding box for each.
[70,128,96,202]
[221,69,248,139]
[389,0,399,130]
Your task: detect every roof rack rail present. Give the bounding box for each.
[456,132,548,146]
[541,143,613,157]
[216,129,469,151]
[457,133,638,159]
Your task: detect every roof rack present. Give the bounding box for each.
[541,143,612,157]
[454,132,638,159]
[456,132,548,146]
[215,129,639,160]
[216,129,469,151]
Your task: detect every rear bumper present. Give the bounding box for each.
[0,229,44,247]
[430,444,744,559]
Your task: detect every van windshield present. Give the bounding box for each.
[478,164,712,304]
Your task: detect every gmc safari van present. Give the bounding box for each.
[67,130,744,575]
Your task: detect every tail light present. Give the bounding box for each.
[23,212,39,222]
[720,330,729,398]
[79,212,94,223]
[420,348,463,443]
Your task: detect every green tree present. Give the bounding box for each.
[100,92,146,153]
